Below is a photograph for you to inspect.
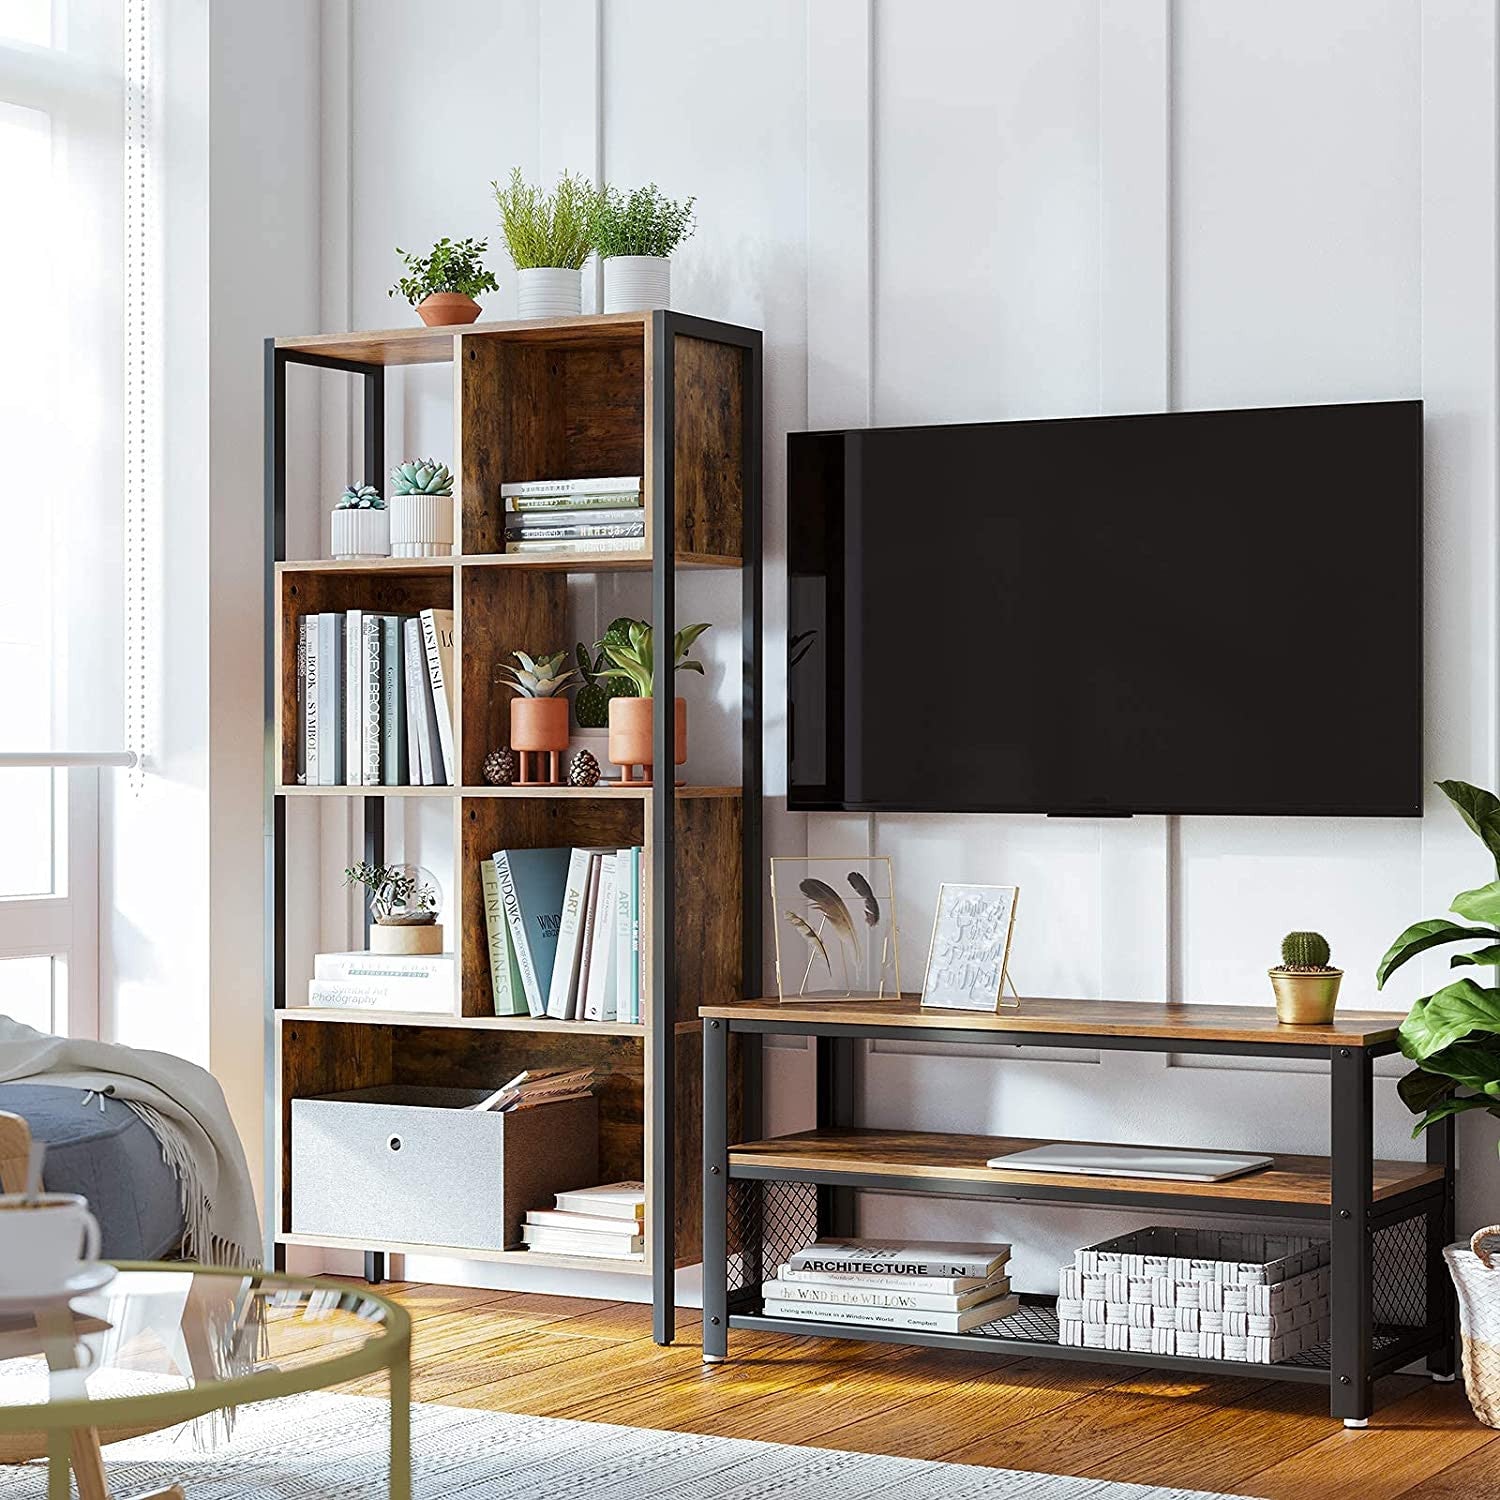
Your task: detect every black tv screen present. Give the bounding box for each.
[787,401,1423,817]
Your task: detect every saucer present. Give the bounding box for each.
[0,1263,117,1313]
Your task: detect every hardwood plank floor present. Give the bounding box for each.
[333,1281,1497,1497]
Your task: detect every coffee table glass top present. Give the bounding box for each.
[0,1264,409,1430]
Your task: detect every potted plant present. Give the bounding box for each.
[388,236,499,327]
[492,167,595,320]
[330,483,389,560]
[591,182,696,313]
[343,861,443,955]
[389,459,454,557]
[1267,931,1343,1024]
[1377,779,1500,1424]
[594,616,709,783]
[571,638,633,759]
[496,649,579,785]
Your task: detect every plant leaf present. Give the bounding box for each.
[847,871,879,926]
[1453,945,1500,968]
[1453,881,1500,926]
[1397,1064,1459,1116]
[1438,779,1500,875]
[1407,1037,1500,1096]
[1376,919,1500,988]
[799,878,856,944]
[1409,1093,1500,1136]
[1397,978,1500,1062]
[785,912,830,974]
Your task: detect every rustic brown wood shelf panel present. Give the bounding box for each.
[277,1009,647,1037]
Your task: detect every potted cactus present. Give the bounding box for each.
[1268,931,1343,1024]
[331,483,389,560]
[492,167,595,319]
[594,616,709,784]
[496,649,579,785]
[388,237,499,326]
[572,638,634,759]
[390,459,454,557]
[591,182,696,313]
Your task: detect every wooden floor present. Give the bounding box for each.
[333,1281,1497,1498]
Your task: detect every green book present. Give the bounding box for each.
[481,859,526,1015]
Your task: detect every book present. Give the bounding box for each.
[616,846,639,1025]
[552,1181,645,1220]
[301,616,316,784]
[502,522,647,542]
[379,615,407,785]
[305,979,454,1013]
[500,475,642,500]
[404,616,436,785]
[786,1239,1011,1279]
[313,951,457,983]
[524,1208,643,1234]
[345,609,364,786]
[581,854,617,1021]
[473,1066,596,1112]
[519,1227,644,1258]
[760,1296,1018,1334]
[761,1277,1013,1313]
[361,613,383,785]
[631,846,644,1024]
[493,847,572,1017]
[481,860,519,1015]
[296,617,308,784]
[774,1263,1006,1297]
[316,613,344,785]
[505,537,647,555]
[308,952,455,1013]
[420,606,456,784]
[574,854,604,1017]
[505,492,643,513]
[546,848,597,1020]
[506,506,644,529]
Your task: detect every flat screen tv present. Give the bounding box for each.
[787,400,1423,817]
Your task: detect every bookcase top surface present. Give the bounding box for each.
[276,313,650,365]
[701,995,1404,1047]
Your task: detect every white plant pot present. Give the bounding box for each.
[517,267,583,320]
[569,726,611,760]
[390,494,454,558]
[331,507,390,560]
[603,255,671,313]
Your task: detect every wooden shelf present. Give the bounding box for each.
[276,551,742,578]
[275,312,651,366]
[274,784,741,801]
[277,784,456,798]
[727,1127,1441,1210]
[277,1008,647,1037]
[701,996,1403,1049]
[275,1229,650,1276]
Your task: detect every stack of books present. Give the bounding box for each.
[481,846,646,1022]
[500,476,644,555]
[306,950,455,1013]
[762,1238,1017,1334]
[473,1066,596,1112]
[295,607,455,786]
[520,1180,645,1259]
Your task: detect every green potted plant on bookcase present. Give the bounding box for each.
[492,167,595,319]
[330,483,388,560]
[389,459,454,558]
[591,182,696,313]
[496,649,579,786]
[388,236,499,326]
[594,616,709,784]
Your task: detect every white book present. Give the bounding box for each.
[344,610,364,785]
[316,613,343,785]
[520,1228,644,1259]
[546,849,596,1020]
[305,979,454,1014]
[402,617,427,785]
[420,607,456,784]
[505,537,647,555]
[302,616,318,784]
[582,855,618,1021]
[574,855,603,1017]
[787,1239,1011,1279]
[615,847,635,1025]
[361,614,383,785]
[507,507,644,529]
[524,1208,643,1234]
[761,1277,1013,1313]
[761,1295,1018,1335]
[295,617,309,785]
[775,1263,1005,1297]
[313,952,456,983]
[500,475,642,499]
[552,1181,645,1220]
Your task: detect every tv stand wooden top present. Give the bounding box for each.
[699,995,1403,1049]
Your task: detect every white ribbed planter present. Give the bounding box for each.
[390,494,454,558]
[331,506,390,560]
[603,255,671,313]
[517,267,583,320]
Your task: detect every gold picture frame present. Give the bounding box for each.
[919,883,1020,1012]
[770,855,901,1002]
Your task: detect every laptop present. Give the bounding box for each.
[988,1143,1274,1183]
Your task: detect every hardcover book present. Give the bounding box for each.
[500,475,642,500]
[582,853,618,1021]
[546,848,598,1019]
[493,847,572,1018]
[345,609,364,786]
[786,1239,1011,1279]
[378,614,407,785]
[420,606,456,784]
[315,613,344,786]
[481,859,526,1015]
[552,1181,645,1219]
[574,854,604,1018]
[505,537,647,555]
[361,614,383,785]
[760,1295,1018,1334]
[301,615,317,784]
[404,616,436,785]
[775,1263,1005,1297]
[760,1277,1013,1313]
[295,616,308,784]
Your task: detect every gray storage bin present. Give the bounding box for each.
[291,1085,599,1251]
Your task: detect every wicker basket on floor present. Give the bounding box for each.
[1446,1225,1500,1428]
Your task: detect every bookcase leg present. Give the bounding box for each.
[365,1250,386,1285]
[1330,1046,1373,1423]
[1426,1116,1458,1379]
[815,1036,857,1238]
[702,1018,729,1362]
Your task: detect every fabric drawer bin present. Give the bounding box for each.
[291,1086,599,1251]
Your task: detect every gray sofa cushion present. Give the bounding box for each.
[0,1083,185,1260]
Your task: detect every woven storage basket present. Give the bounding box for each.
[1058,1226,1330,1364]
[1445,1226,1500,1427]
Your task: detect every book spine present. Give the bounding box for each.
[503,522,647,541]
[381,616,406,785]
[480,859,527,1015]
[500,475,642,499]
[761,1279,1011,1312]
[760,1297,1017,1333]
[574,855,602,1018]
[633,847,645,1025]
[312,954,455,982]
[505,537,647,555]
[302,616,318,784]
[362,615,383,785]
[306,980,454,1014]
[316,614,343,784]
[421,608,456,784]
[345,610,364,785]
[295,617,308,785]
[776,1264,995,1296]
[787,1252,1004,1278]
[507,507,644,528]
[494,852,545,1017]
[403,617,432,784]
[546,848,594,1020]
[582,855,617,1021]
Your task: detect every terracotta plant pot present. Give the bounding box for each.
[1268,968,1343,1025]
[510,696,569,786]
[608,696,686,784]
[416,292,481,327]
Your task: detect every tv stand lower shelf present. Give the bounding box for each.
[699,997,1457,1425]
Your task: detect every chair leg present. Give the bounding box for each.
[70,1430,109,1500]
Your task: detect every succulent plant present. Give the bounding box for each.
[1277,931,1335,972]
[336,483,383,511]
[495,649,579,699]
[390,459,453,497]
[594,617,710,697]
[573,638,636,728]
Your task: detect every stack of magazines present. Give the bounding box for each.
[761,1238,1017,1333]
[501,476,644,555]
[472,1066,596,1112]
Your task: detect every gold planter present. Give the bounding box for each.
[370,922,444,956]
[1268,968,1343,1025]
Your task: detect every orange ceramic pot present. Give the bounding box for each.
[416,292,482,327]
[510,696,569,752]
[609,696,686,782]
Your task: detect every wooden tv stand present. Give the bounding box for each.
[699,996,1456,1425]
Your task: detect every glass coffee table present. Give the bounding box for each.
[0,1263,411,1500]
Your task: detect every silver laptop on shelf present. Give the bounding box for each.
[989,1143,1274,1183]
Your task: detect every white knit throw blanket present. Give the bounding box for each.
[0,1016,261,1267]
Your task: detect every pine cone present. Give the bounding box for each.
[483,747,517,786]
[567,749,601,788]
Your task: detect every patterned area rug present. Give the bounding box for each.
[12,1390,1254,1499]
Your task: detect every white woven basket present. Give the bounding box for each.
[1445,1225,1500,1427]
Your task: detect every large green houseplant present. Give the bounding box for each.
[1377,780,1500,1153]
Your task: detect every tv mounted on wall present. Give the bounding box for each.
[787,400,1423,817]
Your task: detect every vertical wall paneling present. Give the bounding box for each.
[540,0,602,313]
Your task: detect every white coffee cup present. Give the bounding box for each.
[0,1193,101,1294]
